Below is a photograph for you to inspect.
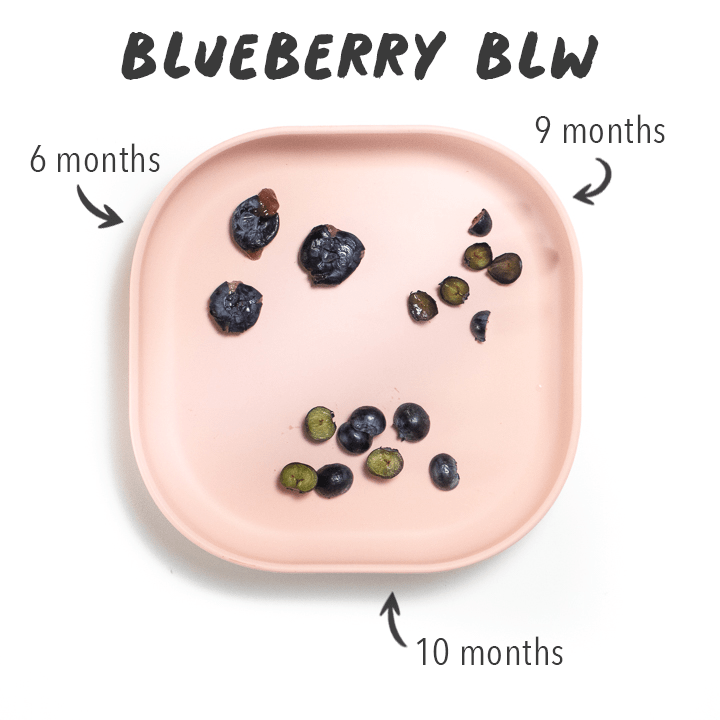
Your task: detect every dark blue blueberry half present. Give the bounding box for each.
[315,463,354,498]
[208,281,263,334]
[349,406,386,437]
[337,422,372,454]
[429,453,460,490]
[230,188,279,259]
[393,402,430,442]
[299,224,365,286]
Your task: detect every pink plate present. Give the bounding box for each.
[129,126,581,573]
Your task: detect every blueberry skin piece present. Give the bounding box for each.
[337,422,372,454]
[349,406,386,437]
[208,281,263,333]
[429,453,460,490]
[471,310,491,343]
[393,402,431,442]
[315,463,354,498]
[231,194,279,257]
[299,224,365,286]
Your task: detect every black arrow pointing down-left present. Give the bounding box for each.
[77,185,123,228]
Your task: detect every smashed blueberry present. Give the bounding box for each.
[393,402,430,442]
[299,224,365,286]
[315,463,354,498]
[488,253,522,284]
[349,406,386,438]
[231,188,280,260]
[429,453,460,490]
[464,242,493,271]
[408,291,439,322]
[468,209,492,237]
[208,281,263,333]
[304,406,336,442]
[471,310,491,343]
[337,422,372,454]
[366,447,404,479]
[439,276,470,306]
[280,462,318,493]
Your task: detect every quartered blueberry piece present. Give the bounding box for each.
[470,310,491,343]
[468,209,492,237]
[488,252,522,284]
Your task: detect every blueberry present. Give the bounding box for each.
[468,209,492,237]
[488,253,522,284]
[349,406,386,437]
[429,453,460,490]
[315,463,354,498]
[463,242,493,271]
[208,281,262,333]
[408,291,439,322]
[280,462,318,493]
[439,276,470,306]
[337,422,372,454]
[393,402,430,442]
[366,447,404,479]
[304,406,336,441]
[231,188,280,260]
[299,224,365,286]
[470,310,491,343]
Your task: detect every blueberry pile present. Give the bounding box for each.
[407,207,523,343]
[281,401,459,496]
[209,189,367,336]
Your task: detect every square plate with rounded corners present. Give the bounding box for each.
[129,126,581,573]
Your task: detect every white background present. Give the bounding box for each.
[3,1,718,718]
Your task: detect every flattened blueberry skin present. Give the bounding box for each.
[337,422,372,454]
[299,224,365,286]
[471,310,491,343]
[429,453,460,490]
[208,281,263,333]
[349,406,386,437]
[231,192,280,258]
[315,463,354,498]
[393,402,431,442]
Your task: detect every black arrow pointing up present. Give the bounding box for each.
[574,158,612,205]
[77,185,123,228]
[380,592,406,647]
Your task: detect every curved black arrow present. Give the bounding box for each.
[574,158,612,205]
[77,185,123,228]
[380,592,406,647]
